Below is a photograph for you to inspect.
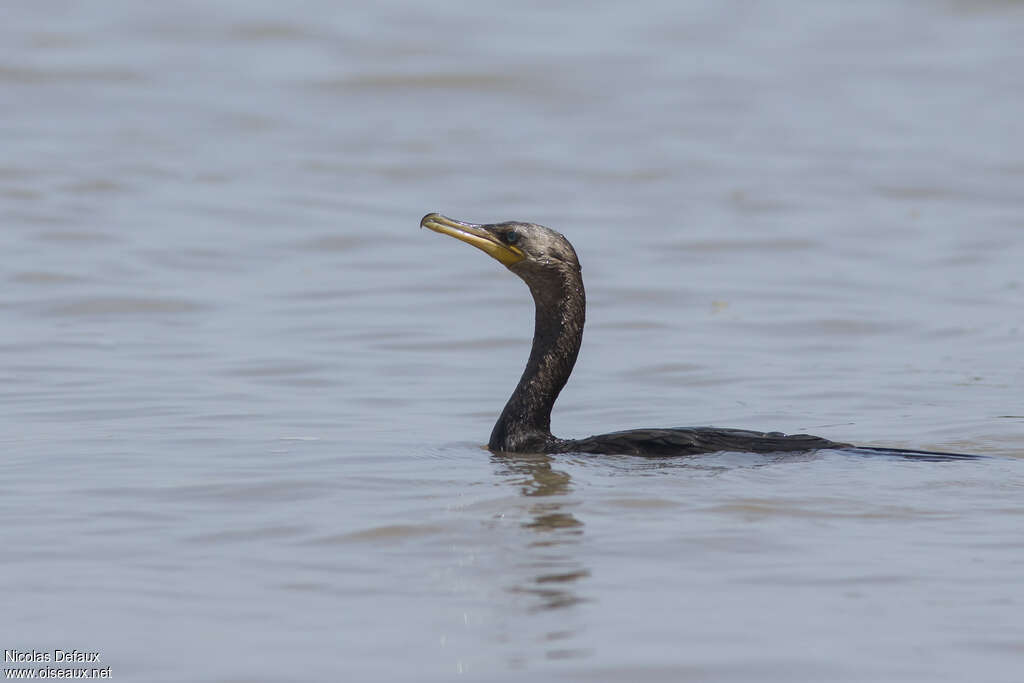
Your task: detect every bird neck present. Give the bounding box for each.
[489,265,585,452]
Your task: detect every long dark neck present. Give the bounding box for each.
[489,264,585,452]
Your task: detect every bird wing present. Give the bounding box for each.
[563,427,846,456]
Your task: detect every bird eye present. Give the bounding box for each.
[504,231,520,245]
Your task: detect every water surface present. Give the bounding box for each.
[2,1,1023,681]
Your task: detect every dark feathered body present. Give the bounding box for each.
[558,428,847,457]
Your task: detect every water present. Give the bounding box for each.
[3,1,1023,681]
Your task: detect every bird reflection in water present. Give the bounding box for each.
[492,453,590,613]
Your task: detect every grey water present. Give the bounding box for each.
[2,1,1024,681]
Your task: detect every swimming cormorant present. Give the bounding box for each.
[422,213,977,460]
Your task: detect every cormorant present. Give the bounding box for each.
[421,213,978,460]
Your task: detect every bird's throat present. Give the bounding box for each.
[488,266,585,452]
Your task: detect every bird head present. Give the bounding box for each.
[420,213,580,281]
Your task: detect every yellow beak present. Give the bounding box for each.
[421,213,525,267]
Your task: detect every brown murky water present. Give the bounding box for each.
[2,1,1023,681]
